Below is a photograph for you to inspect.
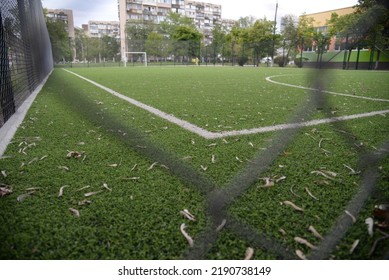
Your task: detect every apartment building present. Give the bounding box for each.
[118,0,224,55]
[46,9,75,40]
[88,21,120,39]
[184,1,222,45]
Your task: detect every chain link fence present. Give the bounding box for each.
[0,0,53,128]
[59,36,389,69]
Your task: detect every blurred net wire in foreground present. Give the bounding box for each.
[0,0,53,128]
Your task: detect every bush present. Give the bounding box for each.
[238,56,248,66]
[294,56,309,68]
[274,56,290,67]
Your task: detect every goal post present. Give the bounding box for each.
[123,52,147,67]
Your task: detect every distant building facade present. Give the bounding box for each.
[118,0,230,60]
[302,6,355,51]
[46,9,75,40]
[46,9,76,59]
[88,21,120,39]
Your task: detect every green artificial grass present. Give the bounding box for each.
[0,67,388,260]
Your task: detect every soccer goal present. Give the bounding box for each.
[123,52,148,67]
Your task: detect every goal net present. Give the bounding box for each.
[123,52,148,67]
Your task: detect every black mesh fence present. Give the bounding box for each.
[0,0,53,127]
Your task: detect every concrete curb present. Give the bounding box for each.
[0,70,53,157]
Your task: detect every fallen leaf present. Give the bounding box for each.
[216,219,227,232]
[84,190,103,197]
[58,185,68,197]
[294,237,317,249]
[311,170,337,181]
[102,183,112,191]
[58,166,69,171]
[130,164,138,171]
[211,155,216,163]
[147,162,158,171]
[28,157,39,165]
[17,191,35,202]
[345,210,356,223]
[235,156,243,163]
[1,170,7,178]
[244,247,254,260]
[121,177,140,181]
[69,208,80,217]
[343,164,361,175]
[305,187,319,200]
[0,185,12,197]
[365,217,374,237]
[180,223,194,247]
[259,177,274,188]
[180,209,196,221]
[308,225,324,240]
[349,239,359,254]
[200,165,208,171]
[296,250,306,260]
[283,201,304,212]
[78,200,92,206]
[107,164,118,167]
[77,185,91,191]
[66,151,82,159]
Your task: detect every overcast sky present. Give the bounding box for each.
[41,0,358,27]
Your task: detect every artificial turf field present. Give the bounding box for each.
[0,66,388,259]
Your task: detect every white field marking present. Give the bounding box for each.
[63,69,389,139]
[208,110,389,138]
[63,69,214,139]
[266,75,389,103]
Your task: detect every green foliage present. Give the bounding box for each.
[327,1,389,51]
[226,17,277,66]
[126,20,158,52]
[100,36,120,61]
[160,12,196,39]
[45,17,71,62]
[145,32,168,60]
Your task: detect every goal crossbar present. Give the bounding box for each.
[123,52,147,67]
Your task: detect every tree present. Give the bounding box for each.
[145,32,166,61]
[126,20,157,51]
[225,17,277,66]
[45,12,71,62]
[172,25,203,58]
[327,0,388,69]
[74,28,88,61]
[296,14,316,51]
[100,35,120,61]
[280,15,299,66]
[247,18,277,65]
[208,23,227,64]
[160,12,195,38]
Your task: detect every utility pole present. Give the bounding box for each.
[271,1,278,65]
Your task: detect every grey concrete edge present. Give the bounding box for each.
[0,70,53,158]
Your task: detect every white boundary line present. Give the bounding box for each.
[63,69,389,139]
[266,74,389,103]
[63,69,214,139]
[209,110,389,138]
